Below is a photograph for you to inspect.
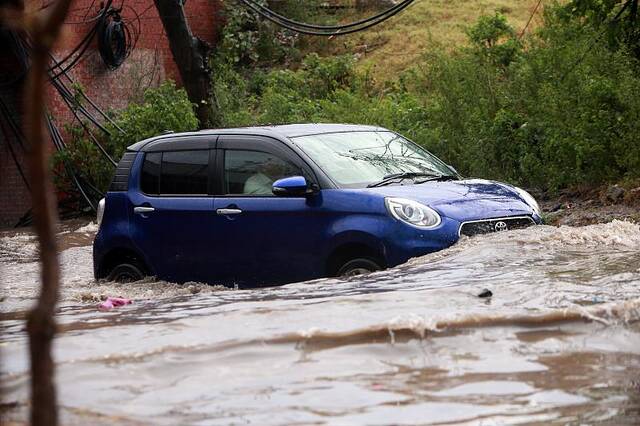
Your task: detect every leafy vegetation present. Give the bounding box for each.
[214,5,640,191]
[57,0,640,195]
[54,81,198,192]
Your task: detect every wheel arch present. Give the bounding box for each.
[96,246,151,279]
[325,231,387,277]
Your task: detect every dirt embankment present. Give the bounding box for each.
[539,184,640,227]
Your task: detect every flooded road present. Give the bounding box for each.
[2,220,640,424]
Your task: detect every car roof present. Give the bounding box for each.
[127,123,388,152]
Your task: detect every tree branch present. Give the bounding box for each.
[2,0,73,424]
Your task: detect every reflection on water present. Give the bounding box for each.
[1,220,640,424]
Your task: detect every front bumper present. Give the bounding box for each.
[383,213,540,267]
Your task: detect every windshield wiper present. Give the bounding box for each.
[367,172,440,188]
[415,174,459,184]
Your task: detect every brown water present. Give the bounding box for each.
[2,220,640,425]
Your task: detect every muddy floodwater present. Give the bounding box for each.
[2,220,640,425]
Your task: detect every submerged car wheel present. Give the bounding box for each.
[337,258,381,277]
[107,262,145,283]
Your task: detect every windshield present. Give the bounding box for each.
[292,131,455,188]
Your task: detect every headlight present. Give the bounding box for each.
[97,198,105,227]
[385,198,441,229]
[514,187,540,215]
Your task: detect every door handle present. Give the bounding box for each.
[216,208,242,215]
[134,206,155,214]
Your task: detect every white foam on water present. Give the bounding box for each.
[0,232,38,262]
[537,220,640,248]
[74,221,99,234]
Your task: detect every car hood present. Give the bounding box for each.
[365,179,536,222]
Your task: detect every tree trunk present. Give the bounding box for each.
[154,0,215,129]
[18,0,71,424]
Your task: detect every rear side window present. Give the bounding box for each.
[140,150,209,195]
[161,151,209,195]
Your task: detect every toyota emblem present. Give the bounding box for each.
[494,221,508,232]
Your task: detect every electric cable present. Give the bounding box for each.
[45,115,99,211]
[237,0,416,36]
[0,31,30,87]
[0,94,26,149]
[98,7,130,69]
[242,0,415,31]
[46,0,113,75]
[47,51,126,133]
[47,25,99,80]
[239,0,414,36]
[519,0,543,39]
[49,76,114,137]
[0,100,30,189]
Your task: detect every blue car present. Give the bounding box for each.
[93,124,541,286]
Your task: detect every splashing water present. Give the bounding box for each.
[1,221,640,424]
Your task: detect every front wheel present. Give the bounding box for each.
[337,258,382,278]
[107,262,145,283]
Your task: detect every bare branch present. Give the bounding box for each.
[0,0,73,425]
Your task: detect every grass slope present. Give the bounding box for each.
[304,0,549,80]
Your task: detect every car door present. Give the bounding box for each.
[212,135,326,287]
[129,140,217,283]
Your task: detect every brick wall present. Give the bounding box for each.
[0,0,222,228]
[0,80,31,228]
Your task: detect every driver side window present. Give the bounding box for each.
[224,150,302,196]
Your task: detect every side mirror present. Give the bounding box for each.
[272,176,316,197]
[448,165,459,175]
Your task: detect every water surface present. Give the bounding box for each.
[1,220,640,424]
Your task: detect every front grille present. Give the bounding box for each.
[459,216,535,237]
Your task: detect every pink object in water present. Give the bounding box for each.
[98,297,133,311]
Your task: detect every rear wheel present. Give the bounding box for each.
[107,262,145,283]
[337,258,382,277]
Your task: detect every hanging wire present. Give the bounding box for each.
[519,0,543,39]
[47,51,126,133]
[1,0,141,221]
[0,31,29,88]
[242,0,415,31]
[237,0,416,36]
[98,4,139,69]
[0,98,30,189]
[47,0,112,74]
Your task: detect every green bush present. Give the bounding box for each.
[54,81,198,193]
[107,81,198,152]
[214,5,640,192]
[52,124,117,196]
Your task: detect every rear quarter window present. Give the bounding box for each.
[109,152,137,192]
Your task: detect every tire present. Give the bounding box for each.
[106,262,145,283]
[336,258,382,277]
